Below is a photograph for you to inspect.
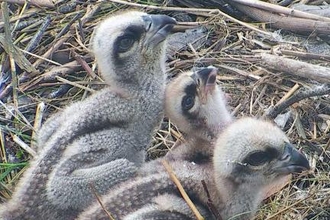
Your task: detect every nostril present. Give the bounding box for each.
[142,15,152,31]
[281,153,290,161]
[208,74,216,84]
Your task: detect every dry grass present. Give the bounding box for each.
[0,0,329,219]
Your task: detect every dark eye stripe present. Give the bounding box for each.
[243,151,270,166]
[113,25,145,65]
[181,83,198,121]
[183,83,197,98]
[242,147,279,166]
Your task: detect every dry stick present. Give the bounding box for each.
[251,84,267,114]
[31,12,83,70]
[161,160,204,220]
[89,183,115,220]
[108,0,272,37]
[277,83,300,105]
[21,57,91,92]
[266,195,313,219]
[4,0,55,8]
[2,2,18,108]
[0,35,37,74]
[31,102,45,151]
[229,0,330,22]
[25,15,52,53]
[266,84,330,119]
[325,137,330,151]
[0,100,33,130]
[56,12,83,40]
[21,48,63,67]
[80,3,102,25]
[292,3,330,17]
[12,18,42,32]
[0,8,39,29]
[13,0,28,32]
[230,3,330,35]
[12,134,37,157]
[217,64,260,80]
[55,76,95,93]
[30,13,80,71]
[73,51,97,79]
[0,128,7,164]
[74,4,103,53]
[201,180,222,220]
[259,53,330,84]
[280,49,330,61]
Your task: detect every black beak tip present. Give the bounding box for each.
[142,14,177,31]
[142,14,176,47]
[276,144,311,175]
[296,156,311,172]
[196,66,218,85]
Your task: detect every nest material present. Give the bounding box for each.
[0,0,329,219]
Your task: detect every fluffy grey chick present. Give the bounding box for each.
[77,118,310,220]
[0,11,176,220]
[139,66,232,176]
[164,66,232,160]
[37,10,176,148]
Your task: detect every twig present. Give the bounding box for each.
[12,134,37,157]
[292,3,330,18]
[12,18,42,32]
[89,183,115,220]
[280,49,330,61]
[217,64,260,80]
[20,57,91,92]
[229,3,330,35]
[161,160,204,220]
[25,15,52,53]
[0,100,33,129]
[20,48,62,66]
[55,12,83,40]
[2,2,18,108]
[0,8,39,29]
[31,12,82,70]
[108,0,272,36]
[0,128,7,164]
[73,51,97,79]
[3,0,55,8]
[80,4,103,25]
[277,83,300,105]
[31,102,45,151]
[0,34,37,74]
[229,0,330,22]
[266,195,312,219]
[201,180,222,220]
[47,84,73,99]
[250,84,267,114]
[259,53,330,83]
[55,76,95,93]
[266,84,330,119]
[32,35,69,69]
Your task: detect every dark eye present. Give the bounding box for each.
[118,35,135,53]
[243,151,270,166]
[182,95,195,111]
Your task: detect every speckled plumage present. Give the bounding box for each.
[77,118,310,220]
[139,67,232,176]
[0,11,176,220]
[163,66,233,161]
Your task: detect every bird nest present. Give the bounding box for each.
[0,0,329,219]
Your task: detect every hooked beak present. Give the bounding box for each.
[142,14,176,48]
[272,143,310,175]
[195,66,218,104]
